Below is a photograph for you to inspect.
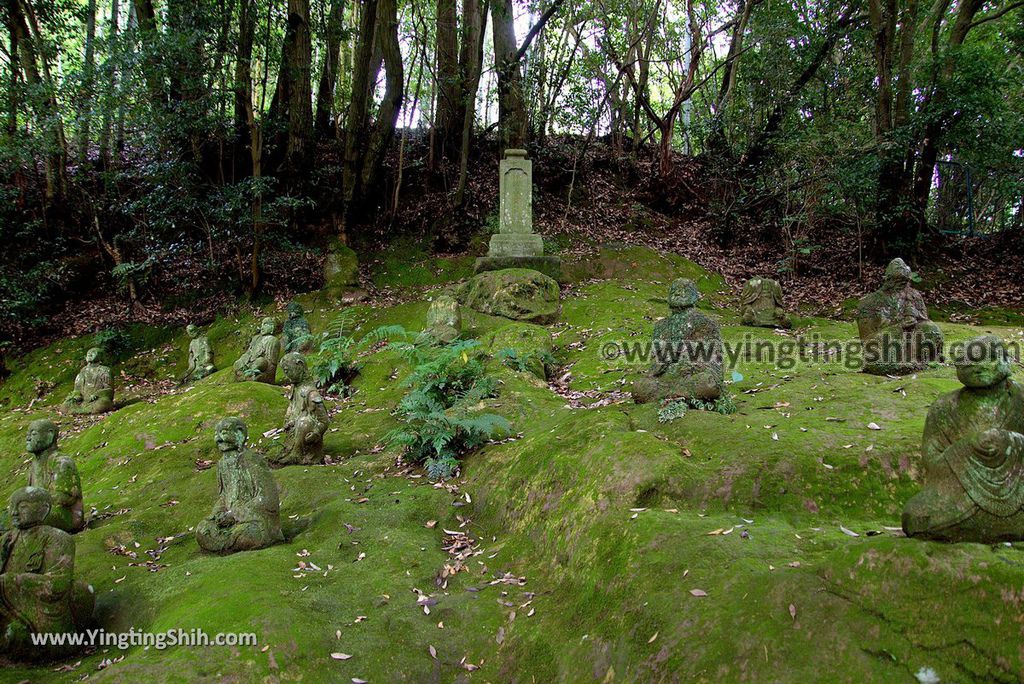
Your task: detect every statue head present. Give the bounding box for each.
[955,335,1012,389]
[280,352,308,384]
[668,279,700,312]
[259,317,277,336]
[9,487,52,530]
[25,419,58,455]
[186,324,199,339]
[85,347,103,364]
[882,258,912,290]
[214,417,247,453]
[286,302,304,320]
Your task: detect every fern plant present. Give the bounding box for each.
[309,312,406,394]
[387,337,510,479]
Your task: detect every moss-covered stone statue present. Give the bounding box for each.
[856,258,943,375]
[62,347,114,414]
[632,279,724,404]
[270,353,329,467]
[282,302,313,353]
[0,487,95,659]
[181,324,216,384]
[233,317,281,384]
[196,417,284,554]
[739,277,792,329]
[424,294,462,344]
[25,420,84,534]
[902,336,1024,542]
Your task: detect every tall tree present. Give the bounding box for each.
[270,0,314,175]
[314,0,346,136]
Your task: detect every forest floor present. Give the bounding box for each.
[0,244,1022,682]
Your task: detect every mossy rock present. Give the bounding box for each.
[485,322,554,380]
[323,240,360,295]
[456,268,561,325]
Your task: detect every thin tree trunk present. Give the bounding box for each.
[76,0,97,164]
[99,0,120,167]
[314,0,346,136]
[434,0,459,164]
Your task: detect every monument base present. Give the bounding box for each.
[488,233,545,257]
[475,256,563,283]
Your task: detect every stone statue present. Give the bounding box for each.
[740,277,792,329]
[282,302,313,353]
[0,487,94,659]
[181,324,216,384]
[903,335,1024,542]
[233,317,281,384]
[25,420,84,534]
[270,353,329,467]
[474,150,562,281]
[196,417,284,553]
[63,347,114,414]
[424,294,462,344]
[856,258,944,375]
[633,279,724,404]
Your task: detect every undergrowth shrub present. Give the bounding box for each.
[309,312,406,394]
[387,336,510,479]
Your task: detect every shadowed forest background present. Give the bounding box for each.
[0,0,1022,360]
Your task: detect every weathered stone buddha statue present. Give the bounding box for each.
[196,418,284,553]
[633,279,724,404]
[233,317,281,383]
[740,277,792,329]
[424,294,462,344]
[270,353,329,467]
[857,258,943,375]
[181,324,216,384]
[25,420,84,534]
[282,302,313,353]
[0,487,94,659]
[903,336,1024,542]
[63,347,114,414]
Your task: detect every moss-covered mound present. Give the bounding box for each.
[1,245,1022,682]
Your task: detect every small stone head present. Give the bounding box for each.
[280,352,308,384]
[214,417,248,453]
[260,317,277,336]
[9,487,52,530]
[667,279,700,312]
[286,302,304,320]
[85,347,103,364]
[25,419,58,455]
[882,258,912,290]
[955,335,1012,389]
[187,324,199,339]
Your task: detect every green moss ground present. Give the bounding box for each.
[1,246,1023,681]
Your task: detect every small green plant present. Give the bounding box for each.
[309,312,406,394]
[658,394,737,423]
[93,328,132,359]
[387,337,510,479]
[496,347,557,375]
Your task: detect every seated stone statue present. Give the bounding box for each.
[270,353,329,467]
[196,417,284,554]
[282,302,313,353]
[424,294,461,344]
[62,347,114,414]
[740,277,792,329]
[903,335,1024,542]
[233,317,281,384]
[26,420,84,534]
[857,258,943,375]
[181,324,216,384]
[0,487,94,659]
[633,279,724,404]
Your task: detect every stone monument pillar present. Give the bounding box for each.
[475,150,562,281]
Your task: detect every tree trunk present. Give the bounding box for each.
[342,0,380,208]
[359,0,403,193]
[491,0,527,149]
[99,0,120,167]
[454,0,486,207]
[269,0,313,176]
[314,0,346,136]
[76,0,97,164]
[433,0,459,165]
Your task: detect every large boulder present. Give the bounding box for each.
[456,269,561,325]
[486,322,554,380]
[323,240,360,296]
